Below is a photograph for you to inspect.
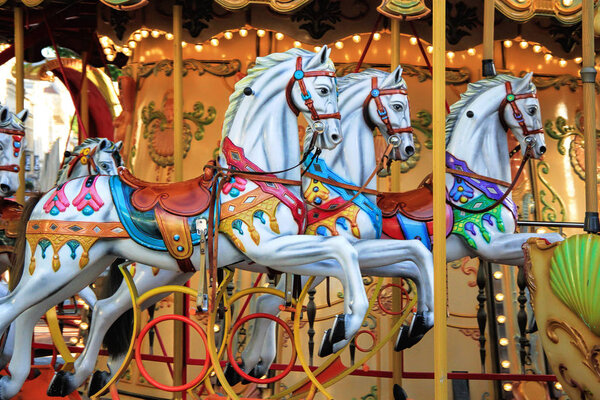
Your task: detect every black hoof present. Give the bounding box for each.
[330,314,346,344]
[88,370,111,397]
[393,383,408,400]
[318,329,334,357]
[223,362,245,386]
[394,313,432,352]
[47,370,74,397]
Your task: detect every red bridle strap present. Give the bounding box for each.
[0,165,19,172]
[285,57,341,121]
[0,128,24,173]
[498,81,543,136]
[0,128,24,137]
[362,77,413,135]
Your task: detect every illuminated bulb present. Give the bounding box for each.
[533,44,542,53]
[373,32,381,41]
[493,271,503,279]
[69,337,78,344]
[133,32,142,41]
[559,59,567,67]
[275,32,284,40]
[352,34,361,43]
[195,44,203,52]
[100,36,110,46]
[501,360,511,369]
[335,41,344,49]
[544,53,553,61]
[495,293,505,302]
[166,33,174,40]
[141,29,149,38]
[224,31,233,40]
[151,30,160,38]
[536,227,547,233]
[427,45,433,54]
[128,40,137,48]
[239,28,248,37]
[122,47,131,56]
[562,0,573,5]
[211,38,219,47]
[181,41,187,47]
[497,315,506,323]
[45,70,54,77]
[293,41,302,48]
[555,382,563,390]
[503,40,513,48]
[314,46,322,52]
[447,51,455,59]
[503,383,513,392]
[519,41,529,49]
[80,322,89,330]
[213,324,221,333]
[114,45,122,52]
[467,48,476,55]
[103,47,112,55]
[257,29,266,37]
[499,338,509,346]
[409,37,418,45]
[575,57,583,63]
[84,304,90,310]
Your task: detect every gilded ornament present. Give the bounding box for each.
[495,0,597,24]
[376,0,430,20]
[536,161,566,226]
[215,0,311,13]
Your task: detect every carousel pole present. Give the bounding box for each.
[389,17,404,394]
[481,0,496,77]
[173,3,185,399]
[432,0,448,398]
[14,5,25,204]
[80,51,89,140]
[582,0,599,233]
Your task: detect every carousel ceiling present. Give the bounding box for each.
[0,0,595,66]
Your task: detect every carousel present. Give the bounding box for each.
[0,0,598,399]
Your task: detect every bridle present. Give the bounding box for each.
[66,147,100,177]
[362,76,413,136]
[285,56,341,122]
[0,127,24,173]
[498,81,543,136]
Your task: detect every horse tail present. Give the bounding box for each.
[8,194,42,291]
[101,258,133,358]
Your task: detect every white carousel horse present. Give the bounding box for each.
[232,72,565,380]
[0,47,369,400]
[48,66,431,396]
[0,138,123,369]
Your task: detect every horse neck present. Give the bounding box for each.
[56,160,90,185]
[223,73,300,182]
[446,109,511,185]
[320,83,376,188]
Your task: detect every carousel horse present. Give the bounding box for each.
[48,67,431,396]
[232,72,565,380]
[0,47,370,400]
[0,138,123,369]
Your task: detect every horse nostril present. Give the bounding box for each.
[405,146,415,156]
[0,184,9,193]
[539,146,546,154]
[331,134,340,142]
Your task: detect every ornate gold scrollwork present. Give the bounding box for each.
[123,59,242,80]
[215,0,311,13]
[546,319,600,380]
[335,63,470,85]
[495,0,597,24]
[376,0,431,20]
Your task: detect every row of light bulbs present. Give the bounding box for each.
[502,38,579,68]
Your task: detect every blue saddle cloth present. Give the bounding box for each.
[109,175,204,252]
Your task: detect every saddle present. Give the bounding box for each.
[118,164,216,272]
[0,198,22,238]
[377,174,433,221]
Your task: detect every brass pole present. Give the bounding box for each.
[582,0,599,233]
[15,6,25,204]
[389,17,404,395]
[482,0,496,77]
[433,0,448,398]
[80,51,89,139]
[173,4,185,399]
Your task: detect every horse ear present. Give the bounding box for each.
[0,107,9,124]
[114,140,123,152]
[381,66,404,88]
[17,109,28,123]
[99,138,110,151]
[305,45,331,71]
[513,72,533,94]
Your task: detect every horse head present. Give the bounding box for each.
[0,106,27,196]
[57,138,123,185]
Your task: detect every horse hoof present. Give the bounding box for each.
[394,325,410,352]
[47,370,76,397]
[330,314,346,343]
[250,362,269,380]
[88,370,111,397]
[318,329,334,358]
[393,383,408,400]
[223,362,244,386]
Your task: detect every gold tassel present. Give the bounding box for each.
[52,254,60,272]
[152,267,160,276]
[28,255,36,275]
[249,225,261,245]
[79,251,89,269]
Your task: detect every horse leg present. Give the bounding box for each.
[243,235,368,353]
[0,323,14,370]
[472,231,563,266]
[77,286,97,309]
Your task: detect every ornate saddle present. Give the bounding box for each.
[0,199,22,252]
[377,174,433,221]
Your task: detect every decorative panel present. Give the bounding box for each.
[495,0,597,24]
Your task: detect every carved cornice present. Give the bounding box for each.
[376,0,431,20]
[335,62,470,85]
[215,0,311,13]
[495,0,598,25]
[123,59,242,80]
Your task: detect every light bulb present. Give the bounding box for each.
[166,33,174,40]
[141,29,149,38]
[533,44,542,53]
[519,41,529,49]
[373,32,381,41]
[195,44,203,52]
[497,315,506,323]
[409,37,418,45]
[257,29,266,37]
[151,30,160,38]
[128,40,137,48]
[181,41,187,47]
[80,322,89,330]
[559,59,567,67]
[544,53,553,62]
[499,338,509,346]
[275,32,284,40]
[447,51,455,59]
[501,360,511,369]
[575,57,583,63]
[493,271,503,279]
[503,40,513,48]
[239,28,248,37]
[495,293,505,301]
[293,41,301,48]
[106,54,115,61]
[224,31,233,40]
[314,46,322,52]
[427,46,433,54]
[503,383,513,392]
[467,48,476,55]
[103,47,112,55]
[352,35,361,43]
[335,41,344,49]
[211,38,219,47]
[133,32,142,41]
[555,382,563,390]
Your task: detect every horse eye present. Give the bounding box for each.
[319,87,329,95]
[101,162,109,170]
[392,104,403,112]
[0,144,3,151]
[527,106,537,116]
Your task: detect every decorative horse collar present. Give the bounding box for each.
[362,76,413,136]
[285,56,341,121]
